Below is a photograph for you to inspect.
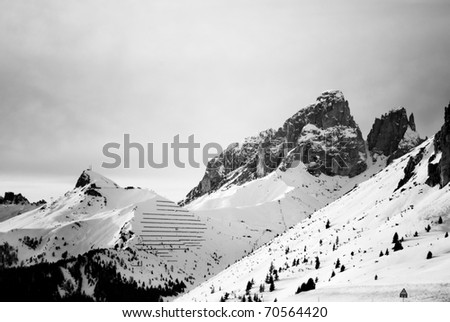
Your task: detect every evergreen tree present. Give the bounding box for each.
[340,265,346,272]
[245,280,253,294]
[315,257,320,270]
[325,220,331,229]
[331,271,336,278]
[393,240,403,252]
[269,261,275,274]
[335,258,341,269]
[438,216,443,224]
[259,284,265,293]
[385,249,390,256]
[375,275,378,281]
[269,279,275,292]
[414,231,419,237]
[427,251,433,260]
[392,232,399,244]
[445,232,449,238]
[379,251,384,257]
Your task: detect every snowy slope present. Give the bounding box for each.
[0,204,39,223]
[178,138,450,302]
[0,170,218,293]
[0,155,387,297]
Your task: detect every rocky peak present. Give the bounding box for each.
[367,107,422,162]
[180,90,367,206]
[75,169,119,189]
[284,90,360,145]
[427,103,450,188]
[0,192,30,205]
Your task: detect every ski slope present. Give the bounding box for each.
[178,138,450,302]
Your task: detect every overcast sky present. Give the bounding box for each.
[1,0,449,202]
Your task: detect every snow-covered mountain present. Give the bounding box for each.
[0,90,432,302]
[177,105,450,302]
[181,90,422,206]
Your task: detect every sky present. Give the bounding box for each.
[1,0,450,202]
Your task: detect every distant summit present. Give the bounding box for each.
[181,90,426,206]
[75,169,119,189]
[367,107,423,163]
[181,90,367,205]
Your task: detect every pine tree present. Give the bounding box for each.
[325,220,331,229]
[315,257,320,270]
[259,284,265,293]
[385,248,390,256]
[375,275,378,281]
[445,232,449,238]
[414,231,419,237]
[246,280,253,294]
[274,270,279,281]
[379,251,384,257]
[393,240,403,252]
[427,251,433,260]
[269,261,275,274]
[438,216,443,224]
[269,279,275,292]
[335,258,341,269]
[331,271,336,278]
[392,232,399,244]
[340,265,346,272]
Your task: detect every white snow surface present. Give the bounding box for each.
[178,138,450,302]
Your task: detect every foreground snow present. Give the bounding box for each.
[177,138,450,302]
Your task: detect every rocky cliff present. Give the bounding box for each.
[367,107,422,163]
[0,192,30,205]
[427,103,450,188]
[180,90,367,205]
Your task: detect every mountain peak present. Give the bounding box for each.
[316,89,345,104]
[367,107,422,161]
[75,169,119,189]
[181,90,367,205]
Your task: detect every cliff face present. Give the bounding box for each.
[181,90,367,206]
[367,107,422,163]
[427,103,450,188]
[0,192,30,205]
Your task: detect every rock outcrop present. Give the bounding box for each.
[0,192,46,206]
[181,90,367,205]
[0,192,30,205]
[75,169,119,189]
[427,103,450,188]
[367,107,422,163]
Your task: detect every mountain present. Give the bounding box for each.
[177,105,450,302]
[367,107,423,163]
[0,192,46,223]
[181,91,422,207]
[0,90,430,301]
[4,168,353,300]
[0,170,205,300]
[181,90,369,206]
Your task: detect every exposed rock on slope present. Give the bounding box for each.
[0,192,30,205]
[367,107,422,163]
[427,103,450,187]
[181,90,367,205]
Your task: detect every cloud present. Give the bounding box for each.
[0,0,449,201]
